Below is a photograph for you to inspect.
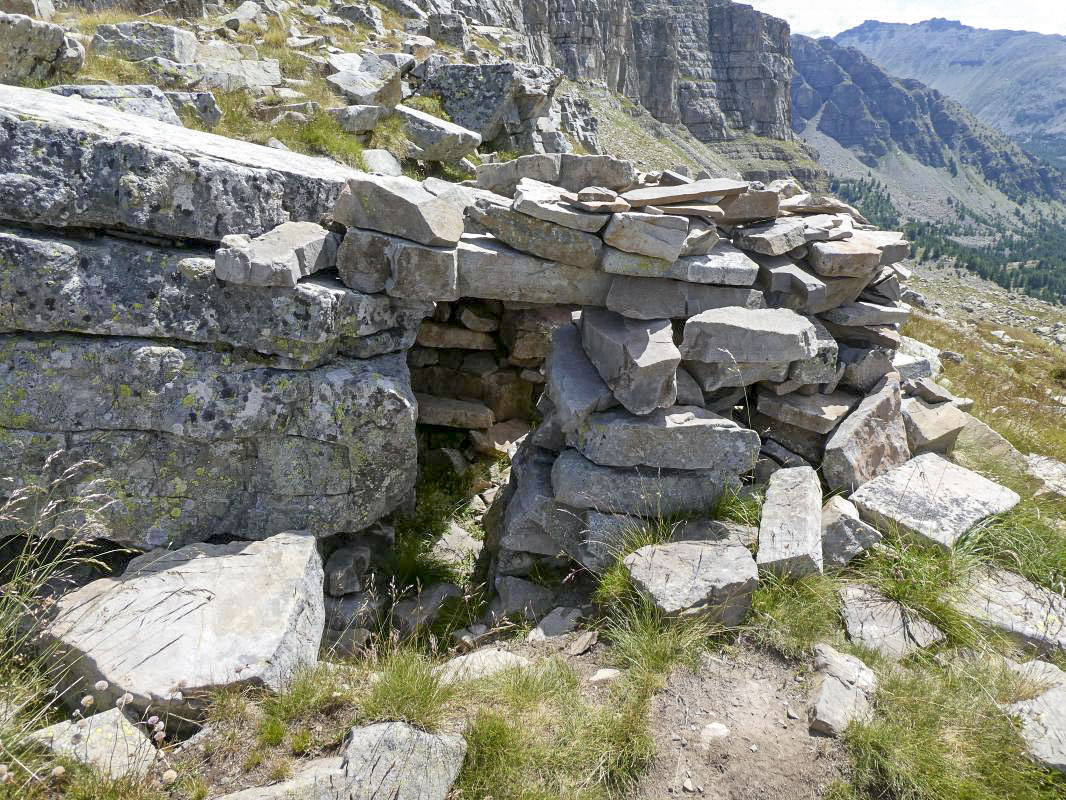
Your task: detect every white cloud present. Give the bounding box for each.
[744,0,1066,37]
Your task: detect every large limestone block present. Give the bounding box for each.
[850,454,1020,549]
[715,190,780,223]
[757,466,823,578]
[602,240,758,286]
[0,229,426,367]
[337,226,458,301]
[551,449,733,516]
[686,360,790,392]
[334,175,465,247]
[821,496,882,568]
[602,212,688,261]
[1005,660,1066,774]
[822,376,910,491]
[900,397,968,455]
[394,103,481,161]
[143,56,282,92]
[619,178,746,208]
[580,308,680,416]
[807,643,876,737]
[28,708,157,780]
[732,217,806,256]
[91,21,198,62]
[807,237,883,278]
[545,323,617,434]
[757,389,860,434]
[512,178,608,232]
[0,85,354,240]
[48,84,183,125]
[0,12,82,84]
[557,154,639,192]
[469,201,603,268]
[606,276,765,320]
[569,407,760,471]
[457,235,611,306]
[0,336,417,547]
[681,307,818,364]
[215,221,338,287]
[953,569,1066,653]
[840,584,945,658]
[342,722,466,800]
[475,153,561,195]
[43,533,324,721]
[624,540,758,624]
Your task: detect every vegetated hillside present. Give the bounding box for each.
[836,18,1066,171]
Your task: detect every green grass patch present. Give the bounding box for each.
[749,572,844,659]
[969,495,1066,594]
[604,598,713,690]
[357,647,456,732]
[369,115,412,161]
[405,94,452,121]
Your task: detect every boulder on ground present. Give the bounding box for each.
[807,643,876,737]
[91,21,197,62]
[343,722,466,800]
[28,708,157,780]
[436,648,530,684]
[334,175,466,247]
[900,397,969,455]
[840,584,945,658]
[0,12,82,83]
[757,466,823,578]
[1005,659,1066,774]
[821,496,882,568]
[394,103,481,162]
[48,84,182,125]
[953,569,1066,653]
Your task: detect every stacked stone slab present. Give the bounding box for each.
[0,86,422,550]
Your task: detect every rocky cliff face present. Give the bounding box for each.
[791,35,1061,204]
[454,0,793,143]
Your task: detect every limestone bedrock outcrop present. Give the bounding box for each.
[42,533,324,723]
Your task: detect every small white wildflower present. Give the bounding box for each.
[147,715,160,726]
[153,731,166,743]
[161,769,178,786]
[153,721,165,733]
[80,694,94,709]
[117,692,134,708]
[50,766,66,780]
[0,764,8,780]
[93,680,109,692]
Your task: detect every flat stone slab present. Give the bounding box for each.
[681,307,818,364]
[29,708,157,780]
[335,174,466,247]
[901,397,969,455]
[43,533,324,722]
[215,221,338,287]
[342,722,466,800]
[551,448,734,516]
[0,84,356,241]
[953,569,1066,653]
[822,376,910,492]
[512,178,609,232]
[840,584,945,658]
[732,217,807,256]
[757,466,823,578]
[850,454,1020,549]
[416,393,494,428]
[568,406,760,471]
[436,648,531,684]
[807,237,883,278]
[1005,660,1066,774]
[620,178,747,208]
[821,300,911,326]
[470,200,603,268]
[395,103,481,162]
[686,360,789,392]
[624,540,758,624]
[757,389,860,434]
[602,212,688,261]
[545,323,617,433]
[606,276,765,320]
[807,643,876,738]
[602,240,758,286]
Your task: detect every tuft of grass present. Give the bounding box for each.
[749,572,845,658]
[358,647,456,732]
[604,598,712,690]
[715,486,763,527]
[369,115,412,161]
[276,111,367,169]
[289,726,314,756]
[262,663,350,724]
[404,94,452,121]
[256,715,286,748]
[968,496,1066,595]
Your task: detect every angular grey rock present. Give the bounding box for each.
[757,466,823,578]
[527,606,582,640]
[335,2,385,34]
[952,413,1028,476]
[1005,659,1066,774]
[326,56,402,107]
[807,236,883,278]
[334,175,466,247]
[43,533,324,722]
[953,569,1066,653]
[839,346,894,392]
[569,406,759,471]
[391,582,462,637]
[493,575,555,620]
[821,496,882,568]
[807,643,876,738]
[212,758,346,800]
[91,21,198,62]
[0,229,425,367]
[545,323,616,434]
[165,91,222,127]
[624,540,758,624]
[675,365,705,407]
[680,220,720,256]
[142,56,282,91]
[606,277,765,320]
[0,337,417,547]
[475,153,561,196]
[416,393,494,428]
[602,212,688,261]
[557,154,638,192]
[757,389,859,434]
[416,321,494,350]
[0,12,82,84]
[363,148,403,176]
[681,307,818,364]
[48,84,182,125]
[498,443,581,561]
[0,85,355,240]
[214,221,338,287]
[789,317,839,385]
[840,584,945,658]
[551,448,735,516]
[325,544,371,596]
[715,190,779,223]
[897,336,942,380]
[458,235,611,306]
[28,708,156,780]
[732,217,806,256]
[335,226,391,294]
[0,0,53,19]
[437,648,530,684]
[1027,454,1066,502]
[330,103,387,133]
[821,300,911,327]
[342,722,466,800]
[512,178,609,233]
[395,103,482,161]
[428,11,469,49]
[469,201,603,268]
[900,397,969,455]
[686,360,789,392]
[223,0,266,30]
[603,240,758,287]
[619,178,746,208]
[850,454,1020,549]
[580,308,680,416]
[822,376,911,492]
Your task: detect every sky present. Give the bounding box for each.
[743,0,1066,38]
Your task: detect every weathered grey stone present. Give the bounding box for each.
[757,466,823,578]
[215,221,338,287]
[581,308,679,416]
[953,569,1066,653]
[43,533,323,722]
[624,540,758,623]
[602,240,758,287]
[326,62,402,107]
[569,406,759,471]
[757,388,859,434]
[551,448,734,516]
[675,366,705,407]
[335,175,465,247]
[512,178,608,233]
[362,148,403,177]
[498,443,580,560]
[438,647,531,685]
[839,346,894,392]
[901,397,969,455]
[840,584,945,658]
[686,360,790,392]
[951,413,1028,475]
[620,178,746,208]
[48,84,182,125]
[546,323,617,434]
[732,217,806,256]
[493,575,555,620]
[822,376,911,492]
[1026,454,1066,502]
[821,300,910,327]
[395,103,481,162]
[458,235,611,306]
[342,722,466,800]
[0,85,355,240]
[211,758,345,799]
[821,496,882,568]
[0,338,417,547]
[807,236,883,278]
[751,411,826,464]
[0,230,425,367]
[681,307,818,364]
[416,393,494,428]
[680,220,720,256]
[761,438,812,469]
[223,0,266,30]
[807,643,876,737]
[1005,659,1066,774]
[325,544,371,596]
[0,0,53,19]
[789,317,839,385]
[392,582,461,636]
[29,708,156,780]
[143,56,282,91]
[330,103,387,133]
[602,212,688,261]
[898,337,942,381]
[165,91,222,127]
[335,2,385,34]
[91,21,197,62]
[0,13,82,83]
[417,322,494,350]
[606,277,765,320]
[527,606,583,640]
[475,154,561,196]
[469,201,603,268]
[716,190,779,223]
[557,154,639,193]
[850,454,1020,549]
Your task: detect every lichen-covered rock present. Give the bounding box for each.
[91,21,198,62]
[0,11,82,83]
[394,103,482,162]
[47,84,182,125]
[28,708,157,780]
[0,336,417,547]
[0,85,355,241]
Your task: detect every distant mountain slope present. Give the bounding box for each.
[790,35,1061,220]
[836,18,1066,169]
